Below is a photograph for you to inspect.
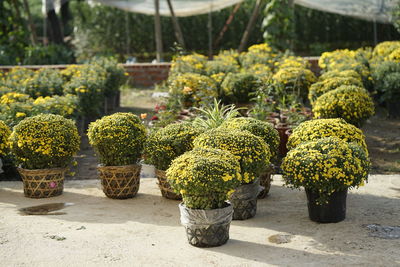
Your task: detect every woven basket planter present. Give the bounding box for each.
[155,169,181,200]
[179,203,233,247]
[258,166,273,199]
[230,179,261,220]
[18,167,66,198]
[98,164,141,199]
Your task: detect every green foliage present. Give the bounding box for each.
[144,122,203,171]
[373,61,400,104]
[221,72,261,103]
[194,128,271,182]
[282,137,370,204]
[170,54,208,75]
[0,120,11,156]
[9,114,80,169]
[262,0,294,50]
[22,45,75,65]
[63,64,107,116]
[167,147,242,209]
[192,99,242,130]
[90,57,127,97]
[168,72,218,108]
[88,113,146,166]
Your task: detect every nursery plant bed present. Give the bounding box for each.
[0,175,399,266]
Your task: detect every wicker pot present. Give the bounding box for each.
[18,167,66,198]
[179,202,233,247]
[258,166,273,199]
[230,179,261,220]
[155,169,181,200]
[306,188,348,223]
[98,164,141,199]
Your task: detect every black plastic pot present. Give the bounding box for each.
[305,188,348,223]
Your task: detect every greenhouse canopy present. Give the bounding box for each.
[294,0,397,24]
[89,0,244,17]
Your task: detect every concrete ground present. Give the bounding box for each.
[0,175,399,267]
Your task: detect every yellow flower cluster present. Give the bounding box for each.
[193,128,271,183]
[276,56,310,69]
[166,147,242,209]
[372,41,400,58]
[318,70,362,82]
[282,137,370,204]
[287,118,368,155]
[386,47,400,62]
[221,117,280,158]
[9,114,80,169]
[313,85,375,127]
[88,112,146,166]
[170,54,208,75]
[144,122,203,171]
[0,120,11,156]
[168,73,218,107]
[308,77,363,105]
[240,43,279,69]
[1,92,30,104]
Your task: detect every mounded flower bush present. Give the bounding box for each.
[313,85,375,127]
[168,73,218,107]
[272,67,317,101]
[220,117,280,158]
[308,77,363,105]
[193,128,271,183]
[144,122,203,171]
[282,137,370,204]
[221,72,261,103]
[166,147,242,209]
[0,120,11,156]
[9,114,80,169]
[318,70,362,82]
[88,112,146,166]
[170,54,208,75]
[287,118,368,155]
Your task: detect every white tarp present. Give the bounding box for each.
[90,0,244,17]
[294,0,398,24]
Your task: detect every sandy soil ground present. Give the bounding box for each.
[0,175,399,267]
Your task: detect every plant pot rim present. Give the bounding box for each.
[179,201,232,211]
[17,166,67,172]
[97,163,141,168]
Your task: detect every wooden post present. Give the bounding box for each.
[154,0,163,62]
[166,0,185,49]
[238,0,262,52]
[214,3,241,49]
[208,8,213,59]
[22,0,38,45]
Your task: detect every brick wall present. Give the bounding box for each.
[0,58,321,87]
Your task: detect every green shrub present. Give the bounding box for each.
[144,122,203,171]
[373,61,400,104]
[22,44,75,65]
[0,120,11,156]
[10,114,80,169]
[221,72,261,103]
[64,64,107,116]
[168,72,218,107]
[170,54,207,75]
[167,147,242,209]
[88,112,146,166]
